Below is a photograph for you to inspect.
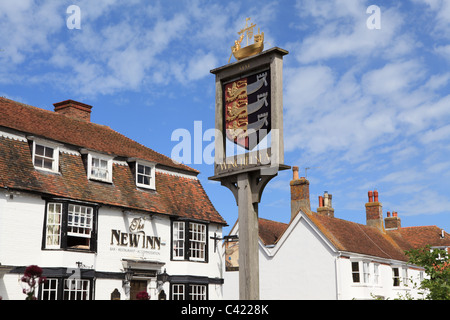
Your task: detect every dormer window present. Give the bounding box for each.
[128,158,156,190]
[30,138,60,173]
[81,150,113,183]
[136,162,155,189]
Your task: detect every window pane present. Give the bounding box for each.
[189,223,206,261]
[91,157,109,180]
[136,164,152,186]
[41,278,59,300]
[190,285,206,300]
[43,158,53,169]
[45,147,53,158]
[34,144,55,171]
[173,222,185,259]
[67,204,93,249]
[352,262,360,283]
[64,279,90,300]
[172,284,185,300]
[35,144,45,156]
[46,203,62,248]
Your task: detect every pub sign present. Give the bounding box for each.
[223,69,271,151]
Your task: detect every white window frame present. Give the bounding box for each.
[135,160,156,190]
[44,201,96,251]
[363,261,371,284]
[189,222,207,261]
[86,151,113,183]
[172,221,207,262]
[67,204,93,247]
[402,267,408,287]
[351,261,360,283]
[40,278,92,300]
[45,203,63,249]
[392,266,401,287]
[189,284,207,300]
[172,284,185,300]
[172,221,185,260]
[41,278,59,300]
[31,139,60,173]
[171,283,207,300]
[64,278,90,300]
[373,263,380,285]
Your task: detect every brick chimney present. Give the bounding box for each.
[384,211,401,230]
[317,191,334,217]
[290,166,311,220]
[54,100,92,122]
[365,190,384,231]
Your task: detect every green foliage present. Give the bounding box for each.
[405,245,450,300]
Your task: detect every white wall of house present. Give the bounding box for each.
[0,189,224,300]
[223,213,338,300]
[338,256,425,300]
[223,211,426,300]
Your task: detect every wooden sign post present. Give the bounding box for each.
[210,44,289,300]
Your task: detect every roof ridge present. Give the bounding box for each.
[399,225,439,229]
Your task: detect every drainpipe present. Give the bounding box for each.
[335,252,342,300]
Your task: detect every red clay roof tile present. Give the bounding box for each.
[256,211,450,261]
[0,98,226,225]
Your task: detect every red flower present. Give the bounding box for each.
[21,265,46,300]
[24,265,43,278]
[136,291,150,300]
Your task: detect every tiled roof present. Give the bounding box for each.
[388,226,450,251]
[0,97,226,225]
[305,212,407,261]
[258,218,289,246]
[256,212,450,261]
[0,97,196,173]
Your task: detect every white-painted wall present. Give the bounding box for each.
[0,189,224,300]
[223,211,426,300]
[223,214,338,300]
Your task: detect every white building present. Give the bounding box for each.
[224,167,450,300]
[0,97,227,300]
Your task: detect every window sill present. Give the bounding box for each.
[35,167,61,175]
[88,177,113,184]
[392,286,411,291]
[171,259,207,263]
[351,283,382,288]
[136,184,156,191]
[43,247,96,254]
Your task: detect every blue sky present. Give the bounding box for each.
[1,0,450,236]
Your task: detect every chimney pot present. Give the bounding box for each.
[368,190,373,202]
[374,190,379,202]
[387,211,391,217]
[318,196,323,207]
[293,166,299,180]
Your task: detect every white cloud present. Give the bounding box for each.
[421,124,450,143]
[0,1,64,66]
[294,2,407,64]
[362,60,426,96]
